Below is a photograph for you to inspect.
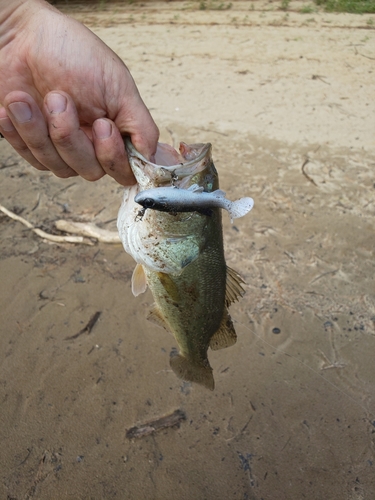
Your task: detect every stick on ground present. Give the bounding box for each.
[0,204,94,245]
[126,409,186,439]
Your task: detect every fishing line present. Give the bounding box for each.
[233,319,374,419]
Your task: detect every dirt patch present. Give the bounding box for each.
[1,2,375,499]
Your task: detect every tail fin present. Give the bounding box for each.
[170,354,215,391]
[227,197,254,221]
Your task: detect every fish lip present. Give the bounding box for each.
[124,137,212,169]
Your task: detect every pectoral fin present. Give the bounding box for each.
[225,266,246,307]
[131,263,148,297]
[209,309,237,351]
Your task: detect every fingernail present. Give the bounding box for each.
[94,119,112,139]
[0,116,15,132]
[46,93,67,114]
[8,102,32,123]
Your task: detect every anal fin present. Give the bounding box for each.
[209,309,237,351]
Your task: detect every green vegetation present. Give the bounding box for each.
[280,0,290,10]
[300,4,316,13]
[48,0,375,15]
[315,0,375,13]
[199,0,232,10]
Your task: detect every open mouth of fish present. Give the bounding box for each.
[124,138,215,190]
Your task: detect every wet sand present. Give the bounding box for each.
[1,2,375,499]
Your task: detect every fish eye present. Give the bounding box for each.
[143,198,155,208]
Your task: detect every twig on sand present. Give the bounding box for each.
[0,204,94,245]
[312,74,330,85]
[309,269,339,285]
[55,220,120,243]
[0,156,18,169]
[301,158,318,187]
[126,409,186,439]
[0,204,121,245]
[354,46,375,61]
[65,311,102,340]
[358,52,375,61]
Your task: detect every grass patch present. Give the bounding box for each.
[199,0,232,10]
[315,0,375,13]
[280,0,290,10]
[300,4,316,13]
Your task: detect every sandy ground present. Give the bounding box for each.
[1,1,375,499]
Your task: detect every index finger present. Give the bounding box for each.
[92,118,136,186]
[114,93,159,162]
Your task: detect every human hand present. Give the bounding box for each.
[0,0,159,185]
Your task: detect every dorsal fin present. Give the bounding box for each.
[225,266,246,307]
[209,309,237,351]
[131,263,148,297]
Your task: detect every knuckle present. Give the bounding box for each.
[15,142,31,156]
[27,136,49,152]
[49,127,74,149]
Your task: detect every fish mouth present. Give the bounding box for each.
[124,137,211,170]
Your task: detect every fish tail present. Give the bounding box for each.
[226,197,254,221]
[170,354,215,391]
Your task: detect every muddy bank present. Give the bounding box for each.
[1,2,375,499]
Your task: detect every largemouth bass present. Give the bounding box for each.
[117,139,251,390]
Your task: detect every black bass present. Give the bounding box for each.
[117,139,252,390]
[134,184,254,221]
